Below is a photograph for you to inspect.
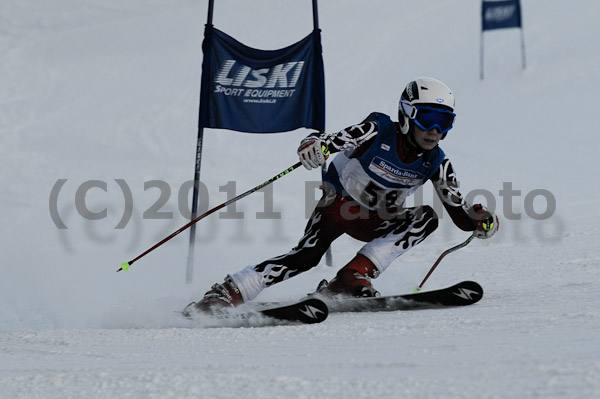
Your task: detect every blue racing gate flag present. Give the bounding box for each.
[480,0,525,79]
[482,0,522,31]
[199,25,325,133]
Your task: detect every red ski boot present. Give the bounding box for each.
[319,255,380,298]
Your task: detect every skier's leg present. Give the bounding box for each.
[193,192,343,310]
[230,194,343,302]
[359,205,439,274]
[321,205,438,297]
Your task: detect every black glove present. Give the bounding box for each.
[470,204,499,239]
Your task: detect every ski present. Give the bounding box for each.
[260,297,329,324]
[321,280,484,313]
[181,297,328,328]
[179,281,480,327]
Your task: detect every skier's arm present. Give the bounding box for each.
[431,158,477,231]
[319,122,378,153]
[432,158,499,238]
[298,122,378,169]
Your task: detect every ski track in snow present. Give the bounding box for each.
[1,0,600,398]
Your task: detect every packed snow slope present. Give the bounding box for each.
[1,0,599,398]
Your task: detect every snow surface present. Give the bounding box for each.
[1,0,600,397]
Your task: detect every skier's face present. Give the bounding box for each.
[413,125,442,150]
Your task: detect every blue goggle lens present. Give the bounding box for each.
[413,105,455,134]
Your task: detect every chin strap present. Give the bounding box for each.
[398,109,410,134]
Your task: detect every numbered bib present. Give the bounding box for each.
[336,156,422,211]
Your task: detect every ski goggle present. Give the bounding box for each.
[400,101,456,134]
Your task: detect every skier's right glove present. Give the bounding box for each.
[297,137,329,170]
[470,204,499,239]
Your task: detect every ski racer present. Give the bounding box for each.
[186,77,499,313]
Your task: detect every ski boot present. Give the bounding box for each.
[182,275,244,316]
[317,255,380,298]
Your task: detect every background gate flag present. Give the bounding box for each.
[482,0,522,31]
[199,25,325,133]
[480,0,526,80]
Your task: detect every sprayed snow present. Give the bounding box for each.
[1,0,599,397]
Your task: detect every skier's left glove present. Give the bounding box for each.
[470,204,499,239]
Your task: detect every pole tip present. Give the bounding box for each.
[119,262,130,272]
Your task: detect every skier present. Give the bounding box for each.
[186,77,499,313]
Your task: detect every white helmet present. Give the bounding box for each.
[398,77,455,135]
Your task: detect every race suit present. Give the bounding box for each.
[230,112,477,301]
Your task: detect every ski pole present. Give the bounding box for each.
[117,161,303,272]
[416,233,476,290]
